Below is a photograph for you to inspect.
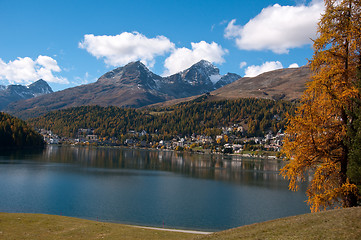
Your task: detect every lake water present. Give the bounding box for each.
[0,146,309,231]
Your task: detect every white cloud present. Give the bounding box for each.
[225,0,324,53]
[288,63,299,68]
[0,56,68,85]
[239,61,247,69]
[79,32,175,67]
[245,61,283,77]
[163,41,227,76]
[73,72,94,85]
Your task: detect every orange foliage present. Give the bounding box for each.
[281,0,361,212]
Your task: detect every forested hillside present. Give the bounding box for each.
[0,112,45,148]
[28,98,295,141]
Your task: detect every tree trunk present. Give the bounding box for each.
[341,107,358,208]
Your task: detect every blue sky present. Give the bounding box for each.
[0,0,324,91]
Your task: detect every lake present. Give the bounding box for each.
[0,146,309,231]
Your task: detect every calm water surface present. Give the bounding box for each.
[0,146,309,231]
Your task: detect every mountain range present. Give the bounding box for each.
[147,65,310,108]
[4,60,311,119]
[0,79,53,110]
[211,65,309,100]
[5,60,240,119]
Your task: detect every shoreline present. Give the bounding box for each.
[2,208,360,239]
[126,225,213,234]
[49,143,283,161]
[1,212,213,235]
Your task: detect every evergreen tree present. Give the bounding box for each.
[0,112,45,148]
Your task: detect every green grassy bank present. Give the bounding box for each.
[0,213,198,240]
[195,207,361,240]
[1,207,361,240]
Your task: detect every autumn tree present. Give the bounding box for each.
[0,112,44,148]
[281,0,361,212]
[348,65,361,193]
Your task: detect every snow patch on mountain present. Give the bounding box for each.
[0,79,53,110]
[209,74,222,84]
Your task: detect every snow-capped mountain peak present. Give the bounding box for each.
[27,79,53,96]
[181,60,219,80]
[0,79,53,110]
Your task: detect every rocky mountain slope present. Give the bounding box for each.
[159,60,240,98]
[0,79,53,110]
[6,60,240,119]
[147,65,311,108]
[210,65,310,101]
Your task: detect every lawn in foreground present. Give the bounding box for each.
[0,213,199,240]
[1,207,361,240]
[195,207,361,240]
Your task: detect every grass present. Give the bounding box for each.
[195,207,361,240]
[1,207,361,239]
[0,213,198,240]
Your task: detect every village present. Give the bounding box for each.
[39,124,285,157]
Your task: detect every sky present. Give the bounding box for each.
[0,0,325,91]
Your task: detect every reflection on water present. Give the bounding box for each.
[35,146,287,187]
[0,145,309,231]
